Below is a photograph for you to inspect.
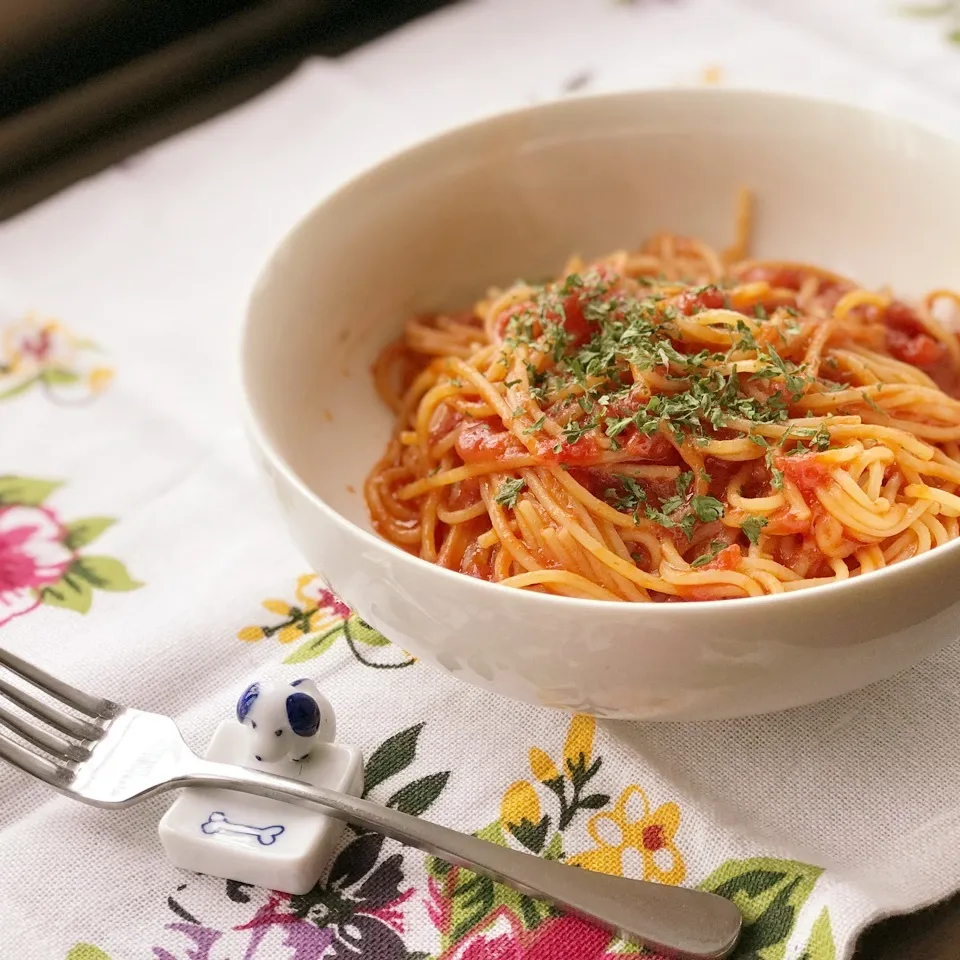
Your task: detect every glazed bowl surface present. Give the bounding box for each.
[242,89,960,720]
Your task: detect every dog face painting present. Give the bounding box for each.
[235,678,335,762]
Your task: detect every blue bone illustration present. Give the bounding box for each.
[201,811,285,845]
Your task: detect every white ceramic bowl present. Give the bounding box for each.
[242,89,960,721]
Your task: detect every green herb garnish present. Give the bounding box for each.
[494,478,526,508]
[741,515,768,544]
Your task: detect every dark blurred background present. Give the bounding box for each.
[0,0,456,221]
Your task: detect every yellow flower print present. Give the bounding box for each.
[529,747,559,783]
[262,599,292,616]
[88,367,114,394]
[562,714,595,778]
[276,624,304,644]
[506,713,611,858]
[501,781,541,830]
[0,313,112,403]
[569,784,685,885]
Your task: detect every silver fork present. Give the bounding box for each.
[0,648,740,958]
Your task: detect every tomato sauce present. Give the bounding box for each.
[460,540,492,580]
[447,477,482,510]
[429,404,464,444]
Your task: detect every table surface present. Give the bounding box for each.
[3,2,960,957]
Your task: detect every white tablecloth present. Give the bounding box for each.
[2,2,960,959]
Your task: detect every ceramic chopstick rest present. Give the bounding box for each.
[159,678,364,894]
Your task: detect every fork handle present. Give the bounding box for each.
[188,760,740,958]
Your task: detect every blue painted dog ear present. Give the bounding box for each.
[286,692,321,738]
[236,682,260,723]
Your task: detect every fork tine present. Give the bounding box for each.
[0,677,103,741]
[0,730,68,788]
[0,703,90,763]
[0,648,116,718]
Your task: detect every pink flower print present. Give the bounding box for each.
[525,915,621,960]
[0,505,72,626]
[294,573,351,621]
[439,911,628,960]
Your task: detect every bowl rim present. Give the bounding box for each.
[241,86,960,615]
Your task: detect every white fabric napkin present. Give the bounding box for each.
[2,3,960,959]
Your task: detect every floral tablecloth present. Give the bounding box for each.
[3,2,960,959]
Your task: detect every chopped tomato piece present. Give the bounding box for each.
[540,434,601,465]
[623,430,675,462]
[455,421,526,462]
[884,300,923,335]
[883,301,946,369]
[557,290,592,345]
[676,287,726,315]
[776,453,831,498]
[740,265,810,290]
[703,543,742,571]
[887,328,945,368]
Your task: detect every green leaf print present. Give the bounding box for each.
[0,476,62,505]
[42,368,81,386]
[40,569,94,613]
[711,869,785,900]
[0,375,41,401]
[430,820,555,948]
[63,517,115,549]
[73,556,142,591]
[387,772,450,816]
[283,624,344,664]
[543,830,565,861]
[345,615,391,647]
[450,874,497,942]
[899,2,953,14]
[799,909,836,960]
[66,946,111,960]
[362,723,424,797]
[699,857,823,960]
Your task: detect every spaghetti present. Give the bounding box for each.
[365,192,960,601]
